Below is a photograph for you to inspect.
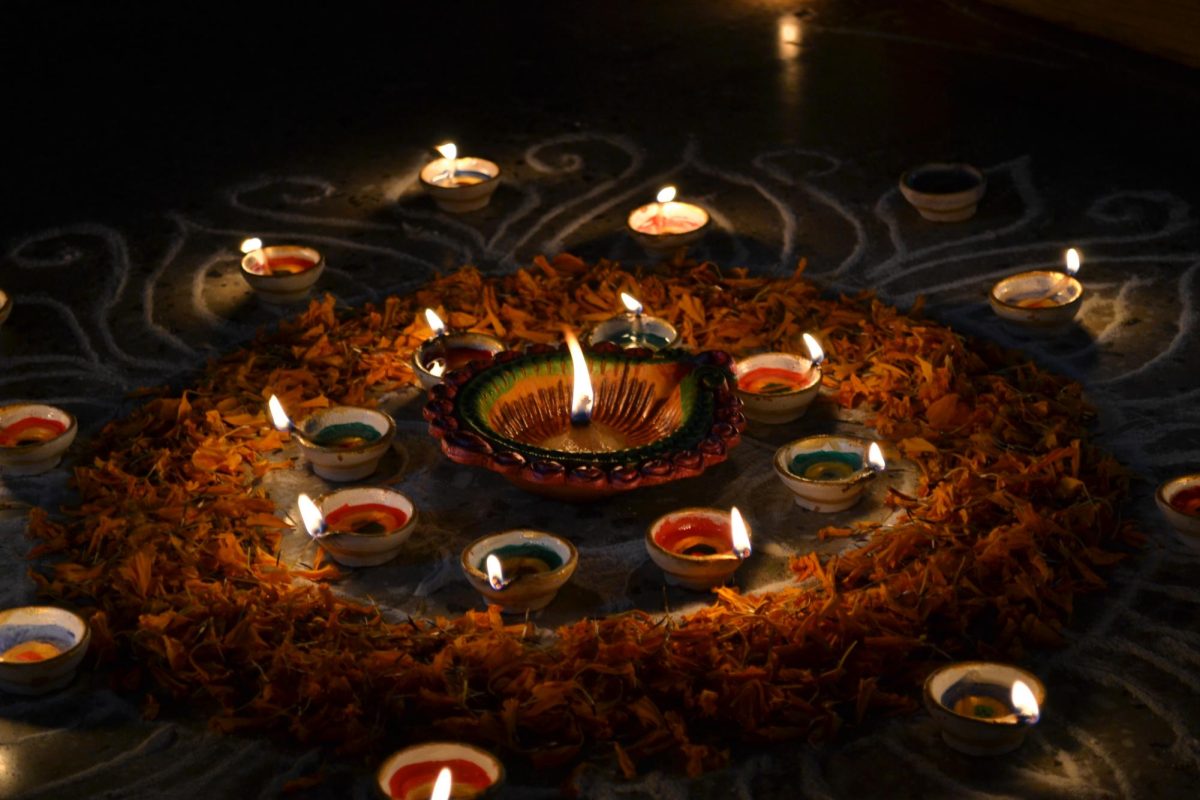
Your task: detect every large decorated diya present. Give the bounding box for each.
[239,238,324,304]
[733,332,825,424]
[298,487,417,567]
[461,529,578,613]
[774,435,885,512]
[587,292,679,352]
[376,741,504,800]
[423,337,745,501]
[646,506,751,590]
[990,248,1084,328]
[626,186,711,252]
[412,309,507,389]
[0,606,90,695]
[0,403,77,475]
[419,142,501,213]
[1156,472,1200,537]
[924,662,1044,755]
[269,395,395,482]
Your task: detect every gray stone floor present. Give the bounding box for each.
[2,0,1200,797]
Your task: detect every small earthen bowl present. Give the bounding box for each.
[0,606,90,695]
[461,529,578,613]
[646,507,748,590]
[0,288,12,327]
[626,202,711,252]
[412,332,507,389]
[899,163,986,222]
[1156,472,1200,538]
[0,403,78,475]
[774,434,876,512]
[310,486,417,567]
[733,352,822,424]
[924,661,1045,756]
[419,157,501,213]
[990,270,1083,328]
[297,406,396,482]
[587,314,680,352]
[240,245,324,304]
[376,741,505,799]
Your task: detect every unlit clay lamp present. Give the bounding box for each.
[268,394,394,482]
[0,605,90,695]
[899,162,986,222]
[0,403,78,475]
[1157,472,1200,538]
[411,308,506,389]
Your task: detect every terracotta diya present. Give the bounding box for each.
[0,403,78,475]
[733,332,824,424]
[0,287,12,327]
[419,142,501,213]
[239,238,324,304]
[269,395,395,482]
[626,185,711,252]
[423,332,745,501]
[1157,472,1200,537]
[990,248,1084,328]
[298,487,417,567]
[412,308,506,389]
[587,292,679,352]
[0,605,90,695]
[461,529,577,613]
[376,741,504,799]
[924,662,1044,755]
[774,435,886,512]
[646,506,751,590]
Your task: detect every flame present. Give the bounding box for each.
[656,185,677,204]
[435,142,457,162]
[802,332,824,366]
[267,395,292,432]
[430,767,453,800]
[429,361,446,378]
[424,308,447,336]
[1065,247,1081,276]
[620,292,644,315]
[240,237,264,255]
[297,493,325,538]
[730,506,751,559]
[486,554,506,591]
[868,442,886,472]
[1011,679,1040,723]
[564,329,593,422]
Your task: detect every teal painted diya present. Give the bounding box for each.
[924,662,1044,755]
[773,434,886,512]
[269,395,395,482]
[587,292,679,352]
[461,530,578,613]
[423,340,745,501]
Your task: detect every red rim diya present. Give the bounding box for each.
[239,239,325,304]
[1156,472,1200,537]
[0,403,78,475]
[733,332,825,424]
[298,487,418,567]
[376,741,504,800]
[645,506,751,590]
[419,142,501,214]
[626,186,711,252]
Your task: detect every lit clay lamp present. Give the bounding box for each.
[419,142,501,213]
[461,529,578,613]
[0,605,90,695]
[626,185,711,253]
[774,436,886,512]
[990,248,1084,329]
[377,745,504,800]
[734,332,825,424]
[1157,472,1200,538]
[924,662,1044,755]
[0,403,78,475]
[587,292,680,352]
[298,489,417,567]
[268,395,395,482]
[646,506,751,590]
[0,287,12,327]
[412,308,506,389]
[239,237,325,304]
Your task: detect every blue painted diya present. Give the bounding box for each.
[423,344,745,501]
[461,530,578,612]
